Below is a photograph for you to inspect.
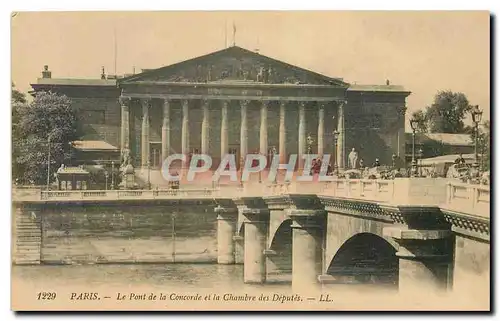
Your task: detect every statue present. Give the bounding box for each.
[348,148,359,169]
[121,149,130,170]
[207,65,212,82]
[257,67,265,82]
[267,66,273,83]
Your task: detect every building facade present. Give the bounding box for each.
[31,46,411,170]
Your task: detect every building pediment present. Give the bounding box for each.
[119,46,348,87]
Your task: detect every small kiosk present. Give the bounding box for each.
[56,165,91,190]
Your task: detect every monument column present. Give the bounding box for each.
[181,99,190,166]
[240,100,249,169]
[220,100,229,162]
[259,101,269,161]
[161,99,170,163]
[288,209,324,293]
[317,103,325,157]
[298,102,306,169]
[215,205,238,264]
[279,101,286,164]
[201,100,210,156]
[119,96,130,153]
[337,101,345,169]
[140,99,150,167]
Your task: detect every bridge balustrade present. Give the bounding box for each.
[445,181,490,218]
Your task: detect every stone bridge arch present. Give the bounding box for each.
[326,232,399,287]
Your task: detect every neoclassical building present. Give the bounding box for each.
[31,46,411,170]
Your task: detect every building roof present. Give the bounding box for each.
[34,78,117,87]
[419,154,475,165]
[72,140,119,151]
[347,84,409,93]
[405,132,473,146]
[56,166,89,175]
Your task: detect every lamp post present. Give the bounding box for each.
[46,135,51,190]
[333,130,339,173]
[418,148,423,177]
[147,160,151,190]
[111,161,115,190]
[104,171,109,190]
[409,118,419,177]
[471,105,483,168]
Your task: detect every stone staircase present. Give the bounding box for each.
[13,208,41,264]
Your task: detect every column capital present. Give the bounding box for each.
[163,98,170,104]
[181,99,190,106]
[119,96,131,106]
[240,99,251,107]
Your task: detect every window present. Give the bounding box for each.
[84,110,106,124]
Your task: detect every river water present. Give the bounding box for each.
[12,263,488,311]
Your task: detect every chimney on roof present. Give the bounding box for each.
[42,65,52,79]
[101,66,106,79]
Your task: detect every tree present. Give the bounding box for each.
[425,91,472,133]
[474,120,491,171]
[12,91,80,185]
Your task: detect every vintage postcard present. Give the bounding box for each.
[11,11,490,311]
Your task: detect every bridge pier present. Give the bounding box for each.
[384,227,454,292]
[233,235,244,265]
[215,205,238,264]
[243,217,268,283]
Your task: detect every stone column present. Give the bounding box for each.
[289,210,324,293]
[141,99,150,167]
[317,103,325,157]
[201,100,210,156]
[337,101,345,169]
[384,227,454,293]
[220,100,229,161]
[242,208,269,284]
[215,205,238,264]
[298,102,306,169]
[259,101,269,159]
[240,100,249,169]
[161,99,170,163]
[119,96,130,153]
[279,101,286,164]
[181,99,190,167]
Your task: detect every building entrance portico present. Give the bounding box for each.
[117,46,349,172]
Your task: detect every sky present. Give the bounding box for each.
[11,11,490,129]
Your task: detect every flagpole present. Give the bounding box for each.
[224,20,227,48]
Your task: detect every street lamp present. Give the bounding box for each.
[332,130,339,173]
[46,135,51,190]
[471,105,483,168]
[104,171,109,190]
[147,160,151,190]
[409,118,419,177]
[111,161,115,190]
[418,148,423,176]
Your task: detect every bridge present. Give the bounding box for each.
[12,178,490,295]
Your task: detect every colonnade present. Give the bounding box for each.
[119,97,346,169]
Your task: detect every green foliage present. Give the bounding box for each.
[12,91,80,185]
[425,91,473,133]
[475,120,491,171]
